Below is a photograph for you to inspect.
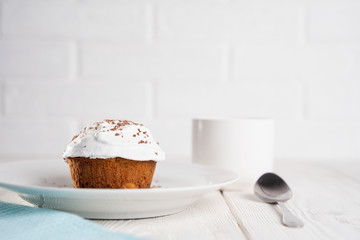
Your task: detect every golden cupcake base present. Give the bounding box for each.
[66,157,156,189]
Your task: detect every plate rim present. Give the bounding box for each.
[0,160,239,194]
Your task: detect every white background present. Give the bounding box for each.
[0,0,359,162]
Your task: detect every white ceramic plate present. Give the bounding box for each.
[0,160,238,219]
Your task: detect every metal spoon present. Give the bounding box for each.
[254,172,304,228]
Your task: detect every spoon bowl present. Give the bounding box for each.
[254,173,304,228]
[254,172,292,203]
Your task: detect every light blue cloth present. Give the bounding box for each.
[0,201,147,240]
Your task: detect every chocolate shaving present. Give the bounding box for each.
[71,134,79,141]
[70,120,148,145]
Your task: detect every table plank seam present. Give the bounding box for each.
[221,190,251,240]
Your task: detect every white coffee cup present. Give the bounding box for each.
[192,118,274,186]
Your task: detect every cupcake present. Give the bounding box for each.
[62,120,165,189]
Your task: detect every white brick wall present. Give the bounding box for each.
[81,43,225,80]
[0,0,359,162]
[307,80,360,118]
[277,120,360,160]
[5,82,150,118]
[2,0,149,41]
[0,119,73,158]
[157,4,299,43]
[309,5,360,42]
[157,82,303,118]
[233,45,360,81]
[0,40,71,77]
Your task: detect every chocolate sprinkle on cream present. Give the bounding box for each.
[71,134,79,141]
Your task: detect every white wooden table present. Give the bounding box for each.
[1,161,359,240]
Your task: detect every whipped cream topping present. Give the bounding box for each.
[63,120,165,161]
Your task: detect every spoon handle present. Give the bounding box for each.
[278,202,304,228]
